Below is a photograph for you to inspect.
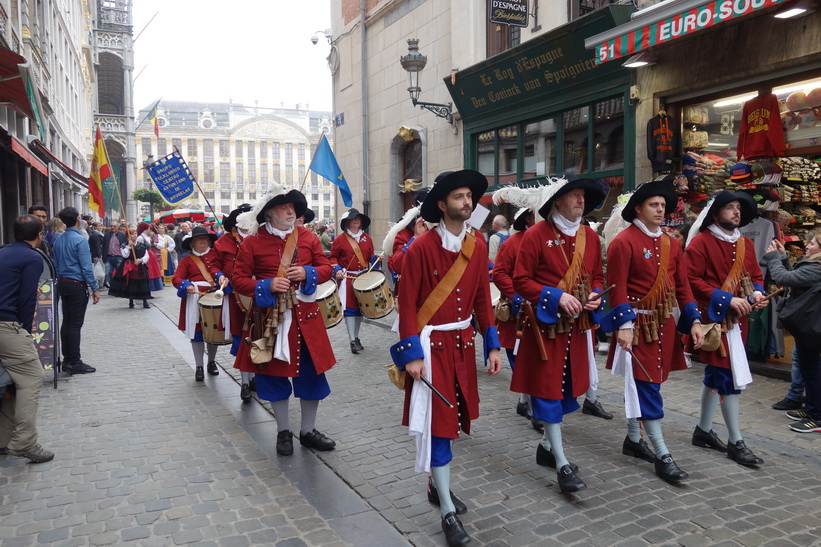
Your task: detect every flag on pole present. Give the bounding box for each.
[151,104,159,137]
[309,135,352,207]
[88,126,110,218]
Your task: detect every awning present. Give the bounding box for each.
[0,45,45,138]
[9,136,48,176]
[585,0,795,65]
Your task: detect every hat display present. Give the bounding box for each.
[340,208,371,231]
[741,188,780,212]
[236,182,308,235]
[224,203,252,233]
[182,226,218,250]
[301,208,316,224]
[698,190,757,232]
[729,163,752,181]
[420,170,488,223]
[621,180,678,222]
[537,173,605,220]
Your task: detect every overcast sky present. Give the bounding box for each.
[132,0,333,114]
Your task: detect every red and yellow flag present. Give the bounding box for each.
[88,126,110,218]
[151,104,159,137]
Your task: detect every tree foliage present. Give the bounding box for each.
[133,189,164,204]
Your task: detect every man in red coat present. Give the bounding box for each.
[511,174,606,494]
[685,191,766,467]
[603,180,704,483]
[390,170,502,547]
[211,203,254,402]
[232,185,337,457]
[330,208,377,354]
[384,187,431,308]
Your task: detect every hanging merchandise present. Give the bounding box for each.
[646,110,681,172]
[737,93,786,160]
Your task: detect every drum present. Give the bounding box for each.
[490,282,501,306]
[316,280,343,329]
[198,292,231,345]
[353,271,394,319]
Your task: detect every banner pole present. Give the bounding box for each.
[300,134,326,193]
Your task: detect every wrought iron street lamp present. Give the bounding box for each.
[400,39,453,124]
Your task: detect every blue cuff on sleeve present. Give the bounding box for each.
[301,266,318,295]
[390,269,399,284]
[753,282,764,292]
[255,279,276,308]
[177,280,192,298]
[535,286,563,325]
[677,301,702,333]
[333,265,344,277]
[488,262,494,271]
[601,303,638,333]
[511,294,524,317]
[483,326,500,365]
[708,288,733,322]
[402,237,415,253]
[390,336,424,369]
[222,283,233,295]
[587,288,604,325]
[370,255,381,271]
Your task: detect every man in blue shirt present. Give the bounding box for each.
[53,207,100,375]
[0,214,55,463]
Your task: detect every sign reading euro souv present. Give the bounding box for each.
[489,0,528,27]
[145,151,195,204]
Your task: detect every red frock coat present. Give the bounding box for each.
[398,228,494,439]
[605,225,696,383]
[172,250,221,332]
[211,233,246,336]
[685,231,764,368]
[232,227,336,377]
[387,228,413,298]
[510,222,604,400]
[330,232,375,312]
[491,230,525,350]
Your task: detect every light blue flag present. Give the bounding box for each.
[309,135,352,207]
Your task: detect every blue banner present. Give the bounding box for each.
[145,151,195,204]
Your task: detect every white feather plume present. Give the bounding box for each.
[382,205,421,257]
[603,201,631,250]
[492,176,569,222]
[236,182,286,235]
[685,197,715,249]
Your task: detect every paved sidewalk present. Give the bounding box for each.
[1,287,820,546]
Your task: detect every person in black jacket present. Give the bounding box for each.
[102,221,127,288]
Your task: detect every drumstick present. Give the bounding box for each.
[587,284,616,303]
[757,287,784,303]
[418,375,454,408]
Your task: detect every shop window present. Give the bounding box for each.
[497,126,518,185]
[592,97,625,172]
[563,107,589,174]
[524,119,557,178]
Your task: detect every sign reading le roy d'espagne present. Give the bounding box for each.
[489,0,528,28]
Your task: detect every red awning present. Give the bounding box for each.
[0,45,35,119]
[10,136,48,176]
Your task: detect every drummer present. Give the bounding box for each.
[172,226,229,382]
[211,203,255,402]
[330,208,380,354]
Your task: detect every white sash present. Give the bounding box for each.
[272,286,318,363]
[409,317,471,473]
[726,326,752,389]
[611,345,641,419]
[586,330,598,391]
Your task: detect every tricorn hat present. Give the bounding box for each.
[512,207,534,231]
[182,226,218,251]
[420,170,488,223]
[537,173,606,220]
[698,190,757,232]
[340,208,370,231]
[621,179,678,222]
[224,203,252,233]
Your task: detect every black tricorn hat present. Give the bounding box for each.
[224,203,252,233]
[621,180,678,222]
[182,226,218,251]
[414,187,430,206]
[301,208,316,224]
[256,189,308,224]
[699,191,757,232]
[420,170,488,223]
[538,173,606,219]
[512,207,534,231]
[340,208,370,231]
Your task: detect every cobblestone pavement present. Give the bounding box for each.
[1,287,819,546]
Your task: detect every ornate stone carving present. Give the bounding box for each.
[97,32,124,51]
[96,115,128,134]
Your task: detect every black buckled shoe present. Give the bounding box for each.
[240,384,252,403]
[516,400,531,419]
[207,361,219,376]
[582,398,614,420]
[622,436,655,463]
[692,426,727,453]
[195,366,204,382]
[727,439,764,467]
[427,479,467,515]
[535,444,579,472]
[654,454,688,483]
[354,338,364,351]
[441,511,471,546]
[276,430,294,456]
[299,429,336,451]
[350,341,359,354]
[557,464,586,494]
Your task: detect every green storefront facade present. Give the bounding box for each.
[445,6,637,210]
